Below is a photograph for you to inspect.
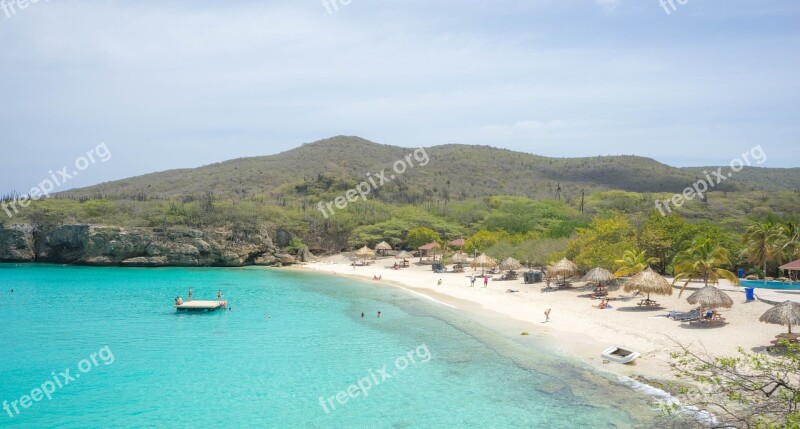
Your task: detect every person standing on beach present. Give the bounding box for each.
[483,276,489,287]
[544,308,551,323]
[470,275,475,287]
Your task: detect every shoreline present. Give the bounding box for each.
[287,254,793,389]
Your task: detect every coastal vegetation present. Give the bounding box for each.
[667,342,800,428]
[1,137,799,276]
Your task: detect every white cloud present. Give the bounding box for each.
[0,0,798,192]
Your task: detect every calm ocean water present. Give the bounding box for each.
[0,264,660,428]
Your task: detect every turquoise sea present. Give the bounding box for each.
[0,264,662,428]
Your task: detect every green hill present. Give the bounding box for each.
[62,136,798,203]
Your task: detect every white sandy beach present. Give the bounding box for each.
[294,254,800,385]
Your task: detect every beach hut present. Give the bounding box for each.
[354,246,376,265]
[395,250,413,267]
[471,253,497,275]
[548,258,579,285]
[418,242,441,257]
[759,300,800,336]
[375,241,393,256]
[448,237,466,249]
[779,259,800,281]
[622,267,673,305]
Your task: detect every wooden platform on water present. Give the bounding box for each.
[175,300,228,312]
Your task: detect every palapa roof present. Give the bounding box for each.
[581,267,613,283]
[779,259,800,271]
[450,251,469,264]
[418,242,442,251]
[759,301,800,330]
[622,267,673,296]
[354,246,376,258]
[499,257,523,271]
[686,285,734,309]
[448,238,466,247]
[470,253,497,268]
[375,241,393,251]
[549,258,578,277]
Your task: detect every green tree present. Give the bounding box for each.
[638,211,696,273]
[743,222,785,279]
[464,229,510,254]
[406,226,441,249]
[564,212,637,271]
[613,249,659,278]
[672,238,739,296]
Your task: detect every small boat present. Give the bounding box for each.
[601,346,640,364]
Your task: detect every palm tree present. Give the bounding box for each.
[613,249,659,278]
[743,222,784,280]
[780,222,800,261]
[673,239,739,296]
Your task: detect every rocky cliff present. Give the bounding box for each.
[0,224,310,267]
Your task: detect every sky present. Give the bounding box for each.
[1,0,798,194]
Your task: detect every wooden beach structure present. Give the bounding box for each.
[175,289,228,312]
[175,300,228,312]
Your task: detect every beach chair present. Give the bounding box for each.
[670,309,700,321]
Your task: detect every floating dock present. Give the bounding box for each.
[175,300,228,312]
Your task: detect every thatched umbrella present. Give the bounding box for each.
[450,251,469,264]
[582,267,613,285]
[622,267,673,302]
[499,257,523,271]
[395,250,413,267]
[686,286,733,310]
[375,241,393,256]
[396,250,413,259]
[354,246,376,262]
[548,258,578,283]
[759,301,800,335]
[471,253,497,275]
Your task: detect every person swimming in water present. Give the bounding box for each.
[377,311,382,318]
[361,312,365,318]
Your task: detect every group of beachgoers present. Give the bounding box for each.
[174,288,226,306]
[592,299,611,309]
[469,275,489,287]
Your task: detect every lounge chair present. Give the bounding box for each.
[669,309,699,321]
